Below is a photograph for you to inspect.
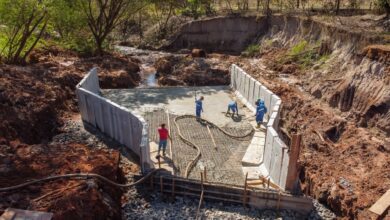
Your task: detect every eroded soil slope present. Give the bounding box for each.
[236,15,390,219]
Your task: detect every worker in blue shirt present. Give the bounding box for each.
[195,96,204,119]
[255,99,267,128]
[226,100,239,117]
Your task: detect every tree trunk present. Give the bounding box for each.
[264,0,271,16]
[96,37,104,56]
[335,0,340,15]
[296,0,299,8]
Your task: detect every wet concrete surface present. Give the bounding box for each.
[102,86,239,126]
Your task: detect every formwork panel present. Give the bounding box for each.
[264,128,278,171]
[279,148,290,189]
[270,138,284,184]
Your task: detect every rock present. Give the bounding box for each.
[99,70,138,88]
[191,48,207,58]
[154,57,174,75]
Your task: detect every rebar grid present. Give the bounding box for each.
[144,109,254,185]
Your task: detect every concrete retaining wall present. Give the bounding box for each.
[230,64,289,190]
[76,68,152,172]
[168,16,268,53]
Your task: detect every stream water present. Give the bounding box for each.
[115,46,171,88]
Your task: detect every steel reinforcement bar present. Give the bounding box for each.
[173,115,254,178]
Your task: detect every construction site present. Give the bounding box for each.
[1,1,390,220]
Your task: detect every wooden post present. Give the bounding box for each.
[172,178,175,198]
[203,167,207,182]
[286,134,302,192]
[196,172,205,220]
[158,156,161,169]
[243,172,248,207]
[200,172,204,190]
[277,191,281,210]
[267,178,270,189]
[160,176,163,193]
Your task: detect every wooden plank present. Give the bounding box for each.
[369,189,390,216]
[135,174,312,211]
[259,175,281,190]
[144,175,310,203]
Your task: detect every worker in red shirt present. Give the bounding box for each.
[158,123,171,156]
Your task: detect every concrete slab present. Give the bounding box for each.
[102,86,236,126]
[241,135,265,166]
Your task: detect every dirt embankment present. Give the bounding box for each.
[0,47,141,219]
[0,47,140,144]
[154,53,231,86]
[235,15,390,219]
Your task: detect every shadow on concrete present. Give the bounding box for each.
[102,86,229,110]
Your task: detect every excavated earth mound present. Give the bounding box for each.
[0,48,141,219]
[0,141,123,219]
[154,55,230,86]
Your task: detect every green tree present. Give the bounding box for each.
[0,0,50,64]
[79,0,133,55]
[50,0,94,53]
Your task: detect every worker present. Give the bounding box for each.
[195,96,204,119]
[226,100,239,117]
[255,99,267,128]
[158,123,171,156]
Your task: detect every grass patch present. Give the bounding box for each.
[288,40,308,56]
[242,44,261,57]
[284,40,332,69]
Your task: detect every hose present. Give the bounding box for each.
[0,168,164,192]
[174,115,254,178]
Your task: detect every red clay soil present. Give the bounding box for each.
[0,140,123,219]
[273,85,389,219]
[0,47,141,219]
[240,57,390,219]
[0,47,141,144]
[363,45,390,63]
